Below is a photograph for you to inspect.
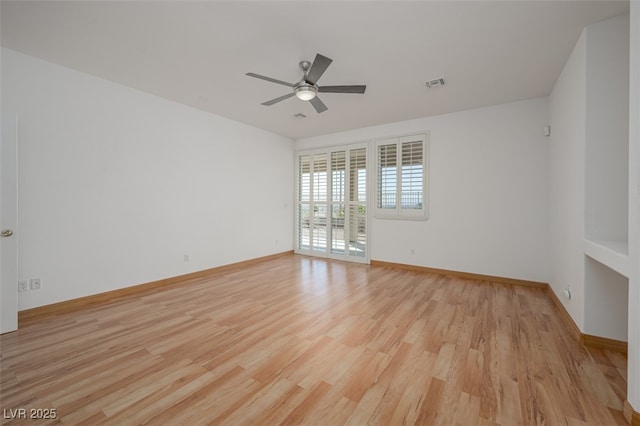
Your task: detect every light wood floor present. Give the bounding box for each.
[1,254,628,425]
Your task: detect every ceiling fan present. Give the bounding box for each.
[246,54,366,114]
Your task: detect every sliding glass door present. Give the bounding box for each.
[296,144,368,263]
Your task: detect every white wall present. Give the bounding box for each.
[297,98,550,283]
[2,48,294,310]
[584,257,628,342]
[548,30,588,330]
[583,15,630,344]
[585,13,629,243]
[549,14,630,336]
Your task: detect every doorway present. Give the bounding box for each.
[295,144,368,263]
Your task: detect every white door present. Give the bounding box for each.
[1,115,18,333]
[295,144,368,263]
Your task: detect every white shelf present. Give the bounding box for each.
[583,238,629,277]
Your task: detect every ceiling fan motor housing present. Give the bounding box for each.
[299,60,312,72]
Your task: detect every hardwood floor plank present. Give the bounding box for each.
[340,348,390,403]
[217,377,298,426]
[453,392,481,425]
[252,380,308,426]
[387,350,438,425]
[305,394,357,426]
[104,366,217,425]
[363,342,422,424]
[0,254,628,425]
[415,377,446,425]
[279,381,332,425]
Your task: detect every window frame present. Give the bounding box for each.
[374,133,429,220]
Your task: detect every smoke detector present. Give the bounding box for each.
[425,78,446,88]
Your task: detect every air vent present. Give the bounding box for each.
[425,78,446,88]
[294,113,307,119]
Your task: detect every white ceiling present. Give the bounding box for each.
[1,1,629,140]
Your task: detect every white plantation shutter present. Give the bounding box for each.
[349,148,367,257]
[313,154,328,203]
[299,155,311,202]
[378,143,397,209]
[401,140,423,210]
[332,151,346,203]
[311,154,328,251]
[296,144,368,262]
[331,151,346,254]
[350,148,367,203]
[376,133,428,219]
[297,155,311,249]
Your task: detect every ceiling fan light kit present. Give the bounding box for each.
[246,53,366,113]
[295,85,317,101]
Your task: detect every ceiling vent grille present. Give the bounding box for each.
[425,78,446,88]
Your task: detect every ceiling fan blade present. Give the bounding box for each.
[318,85,367,94]
[310,96,328,113]
[246,72,295,88]
[261,92,295,106]
[305,54,333,85]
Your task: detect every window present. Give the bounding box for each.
[376,133,428,219]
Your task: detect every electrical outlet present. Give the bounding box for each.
[29,277,42,290]
[183,254,189,262]
[18,280,29,292]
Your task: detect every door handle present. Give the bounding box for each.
[1,229,14,237]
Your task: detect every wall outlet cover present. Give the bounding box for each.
[29,277,42,290]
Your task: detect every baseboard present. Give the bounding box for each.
[624,400,640,426]
[582,333,628,354]
[370,260,548,289]
[544,283,583,343]
[18,250,294,325]
[537,282,630,355]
